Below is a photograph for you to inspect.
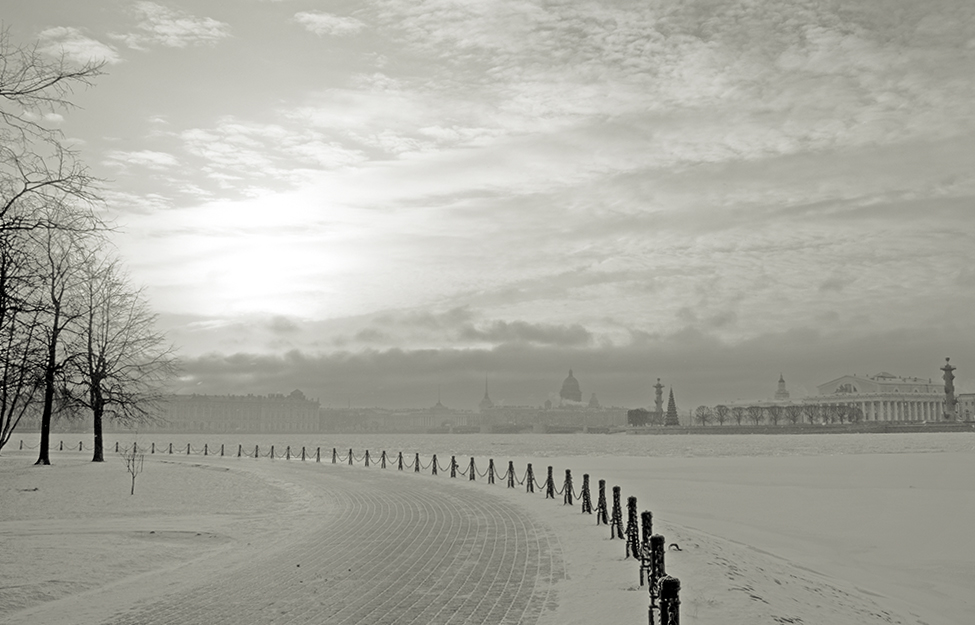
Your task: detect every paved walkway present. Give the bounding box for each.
[107,462,565,625]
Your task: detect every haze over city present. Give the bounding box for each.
[7,0,975,408]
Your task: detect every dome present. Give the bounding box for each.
[559,369,582,403]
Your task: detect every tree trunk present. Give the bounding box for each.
[34,365,55,465]
[92,402,104,462]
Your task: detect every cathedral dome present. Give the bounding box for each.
[560,369,582,403]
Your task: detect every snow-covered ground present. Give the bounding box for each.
[2,432,972,624]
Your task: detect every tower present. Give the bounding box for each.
[774,374,790,400]
[653,378,664,414]
[942,357,957,421]
[479,376,493,411]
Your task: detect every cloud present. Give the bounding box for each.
[293,12,365,36]
[38,27,122,65]
[174,324,975,409]
[104,149,179,170]
[459,320,592,346]
[112,2,231,49]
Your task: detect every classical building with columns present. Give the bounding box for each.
[807,372,945,422]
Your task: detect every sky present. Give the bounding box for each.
[5,0,975,409]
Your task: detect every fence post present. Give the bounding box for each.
[525,463,535,493]
[581,474,592,513]
[333,447,338,463]
[186,443,191,455]
[488,459,495,484]
[255,444,259,458]
[625,496,640,559]
[20,440,23,450]
[301,447,306,461]
[639,511,654,585]
[397,451,404,470]
[658,575,680,625]
[364,450,370,467]
[151,442,155,454]
[59,440,63,451]
[449,456,457,478]
[597,479,608,525]
[115,441,119,453]
[465,457,473,481]
[316,447,321,462]
[270,445,275,459]
[238,444,243,458]
[610,486,624,539]
[349,448,353,465]
[80,441,84,452]
[507,461,515,488]
[221,444,225,457]
[414,453,420,472]
[431,454,438,475]
[286,446,291,460]
[648,533,666,622]
[381,451,387,469]
[545,466,555,498]
[169,443,173,454]
[563,469,573,505]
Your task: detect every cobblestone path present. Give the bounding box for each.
[107,462,565,625]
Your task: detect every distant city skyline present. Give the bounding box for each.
[6,2,974,406]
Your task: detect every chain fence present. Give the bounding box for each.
[10,436,684,624]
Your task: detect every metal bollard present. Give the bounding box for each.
[414,453,420,473]
[639,511,654,586]
[79,441,83,452]
[625,496,640,559]
[563,469,573,505]
[488,459,495,484]
[115,441,119,452]
[238,444,243,458]
[397,451,404,470]
[381,451,387,469]
[270,445,275,459]
[221,444,225,457]
[333,447,338,463]
[507,461,515,488]
[450,455,457,478]
[204,443,208,456]
[525,463,535,493]
[658,576,680,625]
[169,443,173,454]
[316,447,321,462]
[151,442,155,454]
[431,454,438,475]
[286,446,291,460]
[545,466,555,499]
[581,474,592,513]
[301,447,306,461]
[254,444,259,458]
[597,479,608,525]
[59,441,63,451]
[610,486,624,539]
[364,450,370,467]
[348,448,353,465]
[186,443,190,455]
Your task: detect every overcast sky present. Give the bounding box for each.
[7,0,975,409]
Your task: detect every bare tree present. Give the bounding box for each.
[803,404,819,424]
[1,27,103,233]
[766,404,783,426]
[713,404,729,426]
[746,405,764,426]
[731,406,745,426]
[694,405,712,426]
[0,228,44,451]
[784,404,803,425]
[64,255,178,461]
[31,209,97,465]
[119,441,145,495]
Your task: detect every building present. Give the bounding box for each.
[144,390,320,433]
[805,372,945,422]
[956,393,975,421]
